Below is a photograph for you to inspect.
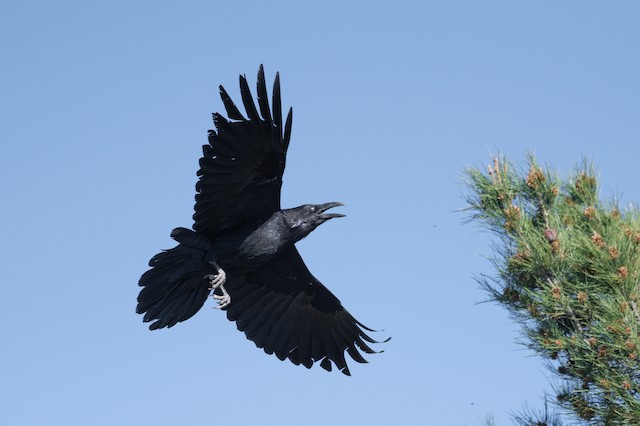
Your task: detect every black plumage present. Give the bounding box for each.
[136,65,386,375]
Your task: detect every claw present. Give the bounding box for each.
[205,272,226,287]
[213,292,231,309]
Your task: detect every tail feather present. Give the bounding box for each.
[137,228,214,330]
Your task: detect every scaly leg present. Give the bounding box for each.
[205,261,231,309]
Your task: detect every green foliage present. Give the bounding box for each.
[511,400,564,426]
[464,155,640,424]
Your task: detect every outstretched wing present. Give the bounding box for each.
[225,246,385,376]
[194,65,293,239]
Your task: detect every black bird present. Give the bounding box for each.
[136,65,385,375]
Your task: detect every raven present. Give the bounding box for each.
[136,66,385,375]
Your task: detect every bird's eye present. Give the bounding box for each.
[309,206,316,213]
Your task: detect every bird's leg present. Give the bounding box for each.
[205,261,231,309]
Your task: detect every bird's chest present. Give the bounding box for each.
[237,225,290,263]
[212,213,293,268]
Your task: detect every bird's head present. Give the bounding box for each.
[285,202,345,242]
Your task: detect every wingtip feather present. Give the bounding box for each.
[272,72,282,130]
[256,65,272,123]
[239,73,260,122]
[219,85,245,121]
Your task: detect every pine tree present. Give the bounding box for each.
[464,155,640,424]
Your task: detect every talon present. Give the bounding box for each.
[205,273,225,288]
[215,295,231,309]
[205,264,227,290]
[212,290,231,309]
[212,286,231,309]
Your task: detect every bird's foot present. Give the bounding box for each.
[212,288,231,309]
[205,262,231,309]
[206,267,226,288]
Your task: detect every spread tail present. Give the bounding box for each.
[136,228,215,330]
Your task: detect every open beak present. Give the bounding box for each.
[318,202,346,220]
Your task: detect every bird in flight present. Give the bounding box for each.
[136,65,386,375]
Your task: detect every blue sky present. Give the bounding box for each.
[2,1,640,425]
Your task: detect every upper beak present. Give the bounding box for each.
[318,202,345,220]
